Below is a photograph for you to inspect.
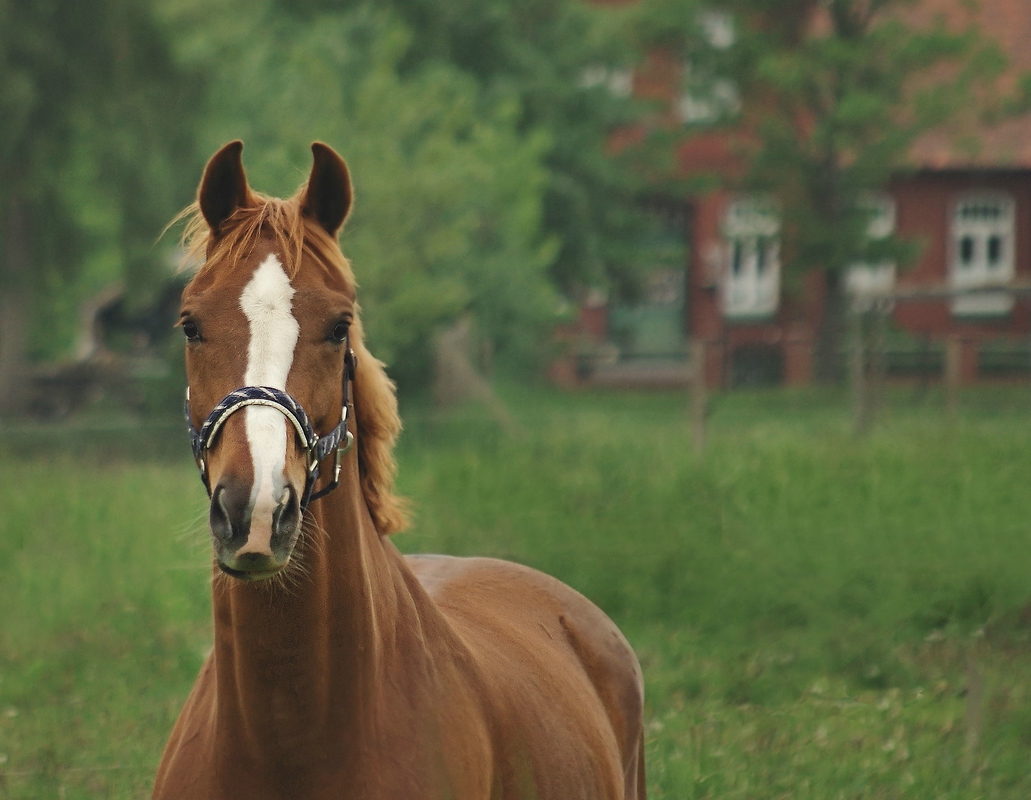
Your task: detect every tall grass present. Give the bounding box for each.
[0,458,210,798]
[2,386,1031,797]
[402,387,1031,642]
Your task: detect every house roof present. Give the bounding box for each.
[902,0,1031,169]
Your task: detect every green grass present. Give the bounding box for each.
[4,385,1031,797]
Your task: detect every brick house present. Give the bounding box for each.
[564,0,1031,389]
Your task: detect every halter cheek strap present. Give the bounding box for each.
[185,345,358,513]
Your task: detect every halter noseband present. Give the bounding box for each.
[185,344,358,512]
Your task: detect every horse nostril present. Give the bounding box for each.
[209,485,233,543]
[273,485,301,539]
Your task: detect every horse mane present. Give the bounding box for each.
[174,188,409,536]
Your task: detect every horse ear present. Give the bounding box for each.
[198,140,253,234]
[302,142,353,237]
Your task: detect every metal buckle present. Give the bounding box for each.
[306,407,354,504]
[318,430,351,499]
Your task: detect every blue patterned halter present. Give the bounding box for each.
[185,342,357,512]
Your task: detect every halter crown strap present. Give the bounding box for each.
[185,345,357,511]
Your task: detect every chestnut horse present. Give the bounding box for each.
[152,141,645,800]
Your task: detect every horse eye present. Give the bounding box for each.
[182,320,201,342]
[330,321,350,343]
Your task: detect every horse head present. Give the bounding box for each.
[179,140,405,580]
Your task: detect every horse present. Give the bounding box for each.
[152,141,646,800]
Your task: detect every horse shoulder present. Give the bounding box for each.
[406,555,644,800]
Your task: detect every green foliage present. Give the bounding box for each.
[0,0,198,357]
[4,0,690,392]
[4,0,666,388]
[271,0,667,298]
[163,1,560,383]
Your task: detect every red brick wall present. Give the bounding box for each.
[890,171,1031,339]
[686,172,1031,386]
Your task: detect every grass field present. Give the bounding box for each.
[3,385,1031,797]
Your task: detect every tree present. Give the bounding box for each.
[737,0,1010,380]
[634,0,1009,381]
[162,1,559,385]
[272,0,678,302]
[0,0,196,412]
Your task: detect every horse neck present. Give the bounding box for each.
[209,447,417,765]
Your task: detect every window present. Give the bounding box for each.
[950,193,1015,316]
[677,77,741,125]
[699,9,734,50]
[607,204,688,360]
[678,10,739,125]
[845,193,897,310]
[577,65,632,98]
[722,197,780,318]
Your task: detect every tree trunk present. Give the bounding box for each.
[432,315,513,429]
[0,196,32,416]
[814,269,846,384]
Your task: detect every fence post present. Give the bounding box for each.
[851,310,870,435]
[691,339,707,454]
[870,301,888,425]
[945,335,961,417]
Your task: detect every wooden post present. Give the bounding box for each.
[691,339,707,454]
[851,310,869,435]
[945,335,961,417]
[870,302,887,425]
[964,648,984,763]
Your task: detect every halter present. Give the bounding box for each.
[185,343,358,512]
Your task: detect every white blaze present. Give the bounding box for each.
[239,253,299,546]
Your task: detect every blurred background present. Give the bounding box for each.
[4,0,1031,796]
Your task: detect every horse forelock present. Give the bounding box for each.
[178,190,355,289]
[174,187,409,536]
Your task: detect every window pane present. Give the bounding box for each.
[951,194,1015,316]
[959,236,975,267]
[987,235,1003,267]
[860,193,896,239]
[723,196,781,318]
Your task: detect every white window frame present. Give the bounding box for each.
[677,77,740,125]
[721,197,780,319]
[699,9,734,50]
[950,192,1016,317]
[678,11,738,125]
[846,193,897,311]
[577,65,632,98]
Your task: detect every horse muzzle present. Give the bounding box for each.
[209,479,303,579]
[185,360,357,581]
